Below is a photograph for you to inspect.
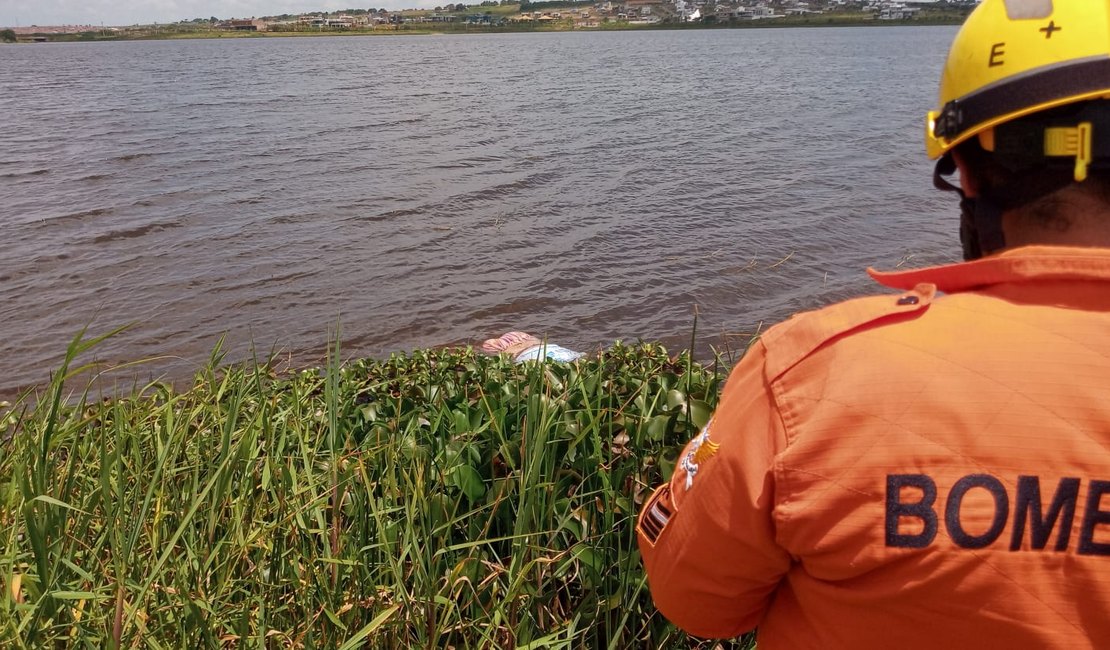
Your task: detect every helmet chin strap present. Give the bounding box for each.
[935,155,1007,261]
[958,195,1006,261]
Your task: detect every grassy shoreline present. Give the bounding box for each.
[13,14,966,43]
[0,333,753,647]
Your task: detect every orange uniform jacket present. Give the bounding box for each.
[637,245,1110,648]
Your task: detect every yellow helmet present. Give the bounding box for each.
[926,0,1110,175]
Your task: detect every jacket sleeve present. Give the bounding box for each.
[637,339,791,638]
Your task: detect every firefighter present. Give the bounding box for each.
[637,1,1110,647]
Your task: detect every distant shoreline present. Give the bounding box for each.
[6,16,966,43]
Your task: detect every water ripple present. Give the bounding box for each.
[0,27,961,397]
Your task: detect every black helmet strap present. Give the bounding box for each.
[959,195,1006,262]
[934,154,1007,261]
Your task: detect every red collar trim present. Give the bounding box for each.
[868,246,1110,292]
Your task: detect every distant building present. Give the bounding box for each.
[877,3,919,18]
[465,13,498,24]
[225,19,268,31]
[224,18,267,31]
[295,14,354,28]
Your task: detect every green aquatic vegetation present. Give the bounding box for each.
[0,331,755,648]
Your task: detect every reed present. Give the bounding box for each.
[0,331,755,649]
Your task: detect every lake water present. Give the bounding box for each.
[0,27,960,396]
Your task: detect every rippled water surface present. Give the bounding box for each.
[1,27,960,395]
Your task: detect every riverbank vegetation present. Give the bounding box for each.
[0,331,754,647]
[12,0,970,43]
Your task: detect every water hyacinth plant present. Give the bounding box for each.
[0,331,757,649]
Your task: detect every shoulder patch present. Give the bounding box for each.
[759,282,936,382]
[680,421,719,490]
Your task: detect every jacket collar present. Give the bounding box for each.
[869,245,1110,293]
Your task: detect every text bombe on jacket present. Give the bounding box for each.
[885,474,1110,555]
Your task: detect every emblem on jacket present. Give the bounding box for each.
[682,421,720,489]
[638,485,674,546]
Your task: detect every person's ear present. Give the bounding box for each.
[951,148,980,198]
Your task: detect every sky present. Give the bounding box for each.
[0,0,438,27]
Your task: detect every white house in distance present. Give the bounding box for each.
[870,0,923,19]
